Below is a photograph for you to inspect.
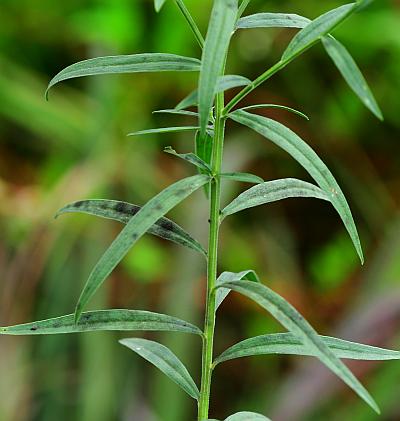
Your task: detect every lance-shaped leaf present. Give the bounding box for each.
[0,310,202,336]
[177,75,250,110]
[128,126,200,137]
[154,0,168,12]
[237,104,310,120]
[56,199,206,256]
[153,109,199,118]
[75,174,210,322]
[282,3,356,62]
[215,280,379,413]
[322,35,383,120]
[216,270,260,310]
[164,146,212,174]
[237,13,310,29]
[215,333,400,365]
[47,53,201,97]
[226,413,271,421]
[229,110,363,263]
[220,172,264,184]
[221,178,329,219]
[198,0,238,134]
[120,338,200,400]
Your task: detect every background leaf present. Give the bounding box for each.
[120,338,200,400]
[0,310,203,336]
[229,110,364,263]
[56,199,206,256]
[198,0,238,134]
[154,0,168,12]
[75,174,210,322]
[215,333,400,365]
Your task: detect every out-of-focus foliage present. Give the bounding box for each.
[0,1,399,420]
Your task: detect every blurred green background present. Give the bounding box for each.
[1,0,399,420]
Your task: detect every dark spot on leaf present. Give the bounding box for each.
[132,233,138,241]
[115,202,128,213]
[154,203,163,211]
[75,201,85,208]
[30,327,38,331]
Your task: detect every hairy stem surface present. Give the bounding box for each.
[198,91,225,420]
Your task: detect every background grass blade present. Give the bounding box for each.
[282,3,356,61]
[0,310,203,336]
[47,53,201,97]
[215,280,379,413]
[215,333,400,365]
[229,110,364,263]
[56,199,206,256]
[164,146,212,174]
[237,13,310,29]
[221,178,329,218]
[128,126,200,136]
[120,338,200,400]
[74,174,210,322]
[220,172,264,184]
[198,0,238,134]
[225,412,271,420]
[322,35,383,120]
[215,270,260,310]
[177,75,250,110]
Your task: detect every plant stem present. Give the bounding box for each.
[174,0,204,49]
[198,91,225,420]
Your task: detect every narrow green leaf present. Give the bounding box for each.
[282,3,356,61]
[177,75,250,111]
[128,126,200,137]
[154,0,168,12]
[0,310,202,336]
[220,172,264,184]
[225,412,271,421]
[237,13,310,29]
[198,0,238,134]
[322,35,383,120]
[237,104,310,120]
[164,146,212,174]
[153,109,199,117]
[229,110,364,264]
[56,199,206,256]
[120,338,200,400]
[47,53,201,97]
[215,333,400,365]
[216,270,260,310]
[75,174,210,322]
[222,178,329,218]
[215,280,379,413]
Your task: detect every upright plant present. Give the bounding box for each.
[1,0,399,419]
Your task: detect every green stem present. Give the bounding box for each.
[198,91,225,420]
[174,0,204,49]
